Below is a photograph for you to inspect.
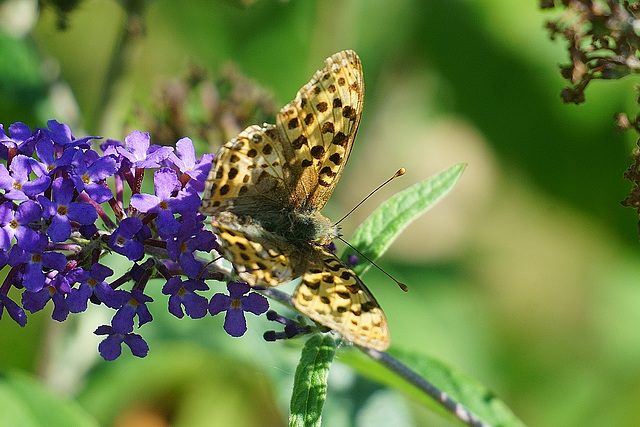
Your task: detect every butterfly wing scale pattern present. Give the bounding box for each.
[200,124,292,214]
[276,50,364,210]
[293,245,390,351]
[212,218,298,287]
[200,50,390,350]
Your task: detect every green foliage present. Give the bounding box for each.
[287,162,520,426]
[346,163,467,276]
[340,349,525,427]
[289,334,337,427]
[327,161,523,426]
[0,33,46,125]
[77,344,284,426]
[0,371,98,427]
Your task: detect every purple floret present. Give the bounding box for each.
[209,282,269,337]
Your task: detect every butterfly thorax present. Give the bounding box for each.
[222,208,338,247]
[293,210,338,247]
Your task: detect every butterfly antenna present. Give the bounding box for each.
[335,168,405,226]
[337,236,408,292]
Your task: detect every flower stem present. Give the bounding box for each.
[259,287,487,427]
[359,346,489,427]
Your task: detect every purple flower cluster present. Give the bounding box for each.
[0,121,268,361]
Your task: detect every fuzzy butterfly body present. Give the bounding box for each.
[200,50,389,351]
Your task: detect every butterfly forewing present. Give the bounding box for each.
[276,50,364,210]
[200,50,389,351]
[200,124,291,215]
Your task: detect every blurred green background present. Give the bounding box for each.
[2,0,640,426]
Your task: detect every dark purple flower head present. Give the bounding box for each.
[101,139,124,156]
[31,137,76,177]
[0,121,229,360]
[22,273,71,321]
[100,139,126,172]
[66,264,117,312]
[346,254,358,268]
[111,289,153,334]
[0,122,39,158]
[162,276,209,319]
[69,149,116,203]
[79,223,98,239]
[38,177,98,242]
[0,249,7,269]
[116,131,173,169]
[166,216,216,278]
[130,168,201,235]
[95,325,149,361]
[109,217,146,261]
[8,234,67,292]
[0,200,43,251]
[44,120,100,149]
[209,282,269,337]
[166,137,214,191]
[0,155,51,200]
[0,292,27,326]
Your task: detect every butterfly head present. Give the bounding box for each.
[307,211,339,246]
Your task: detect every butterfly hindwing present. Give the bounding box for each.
[212,217,299,287]
[293,246,390,351]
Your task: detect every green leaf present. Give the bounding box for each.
[0,370,98,427]
[339,348,526,427]
[289,334,337,427]
[0,33,46,125]
[345,163,466,275]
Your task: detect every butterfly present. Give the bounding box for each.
[200,50,389,351]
